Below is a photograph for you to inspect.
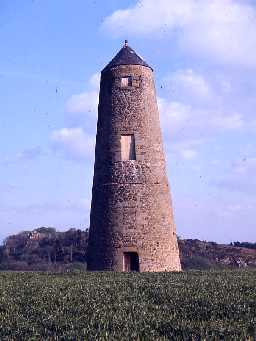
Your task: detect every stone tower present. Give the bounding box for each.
[87,41,181,272]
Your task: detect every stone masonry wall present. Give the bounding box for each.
[87,64,181,272]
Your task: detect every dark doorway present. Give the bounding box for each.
[123,252,140,272]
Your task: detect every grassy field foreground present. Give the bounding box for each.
[0,271,255,340]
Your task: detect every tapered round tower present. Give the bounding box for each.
[87,41,181,272]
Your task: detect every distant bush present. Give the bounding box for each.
[181,255,216,270]
[231,242,256,250]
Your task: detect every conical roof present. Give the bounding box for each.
[102,41,152,72]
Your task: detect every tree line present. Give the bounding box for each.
[0,227,88,271]
[0,227,255,271]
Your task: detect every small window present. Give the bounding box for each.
[121,134,136,161]
[121,76,132,87]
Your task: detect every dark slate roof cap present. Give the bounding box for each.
[102,41,153,72]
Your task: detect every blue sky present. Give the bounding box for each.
[1,0,256,243]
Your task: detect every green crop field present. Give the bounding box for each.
[0,271,255,340]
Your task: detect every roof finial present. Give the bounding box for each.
[124,39,128,47]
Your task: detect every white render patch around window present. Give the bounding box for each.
[121,134,136,160]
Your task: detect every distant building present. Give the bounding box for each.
[29,231,42,241]
[87,41,181,272]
